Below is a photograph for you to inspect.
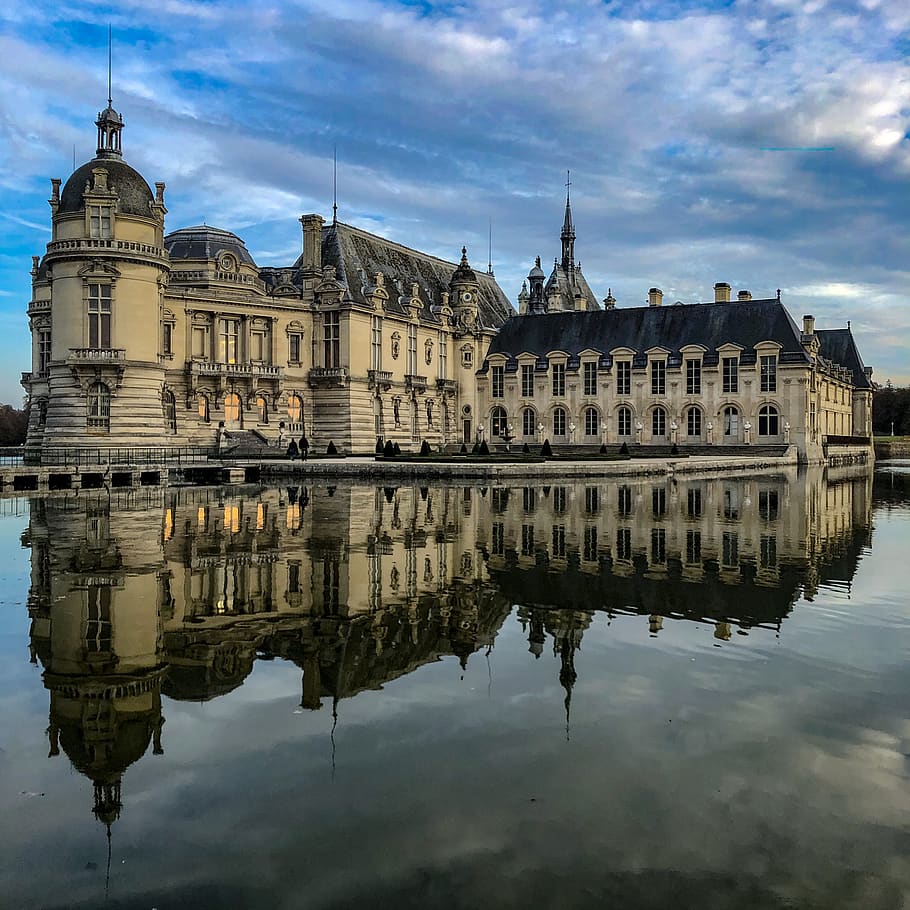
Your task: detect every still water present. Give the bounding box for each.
[0,466,908,909]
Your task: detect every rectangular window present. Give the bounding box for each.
[760,534,777,569]
[250,330,267,362]
[87,283,112,349]
[651,359,666,395]
[759,489,780,521]
[722,357,738,393]
[407,324,417,375]
[438,330,446,379]
[162,323,173,356]
[686,359,701,395]
[553,487,567,513]
[289,332,301,364]
[38,329,51,375]
[324,312,341,368]
[219,318,239,364]
[583,526,598,562]
[722,532,739,568]
[616,528,632,562]
[618,485,632,516]
[192,325,208,360]
[492,365,504,398]
[583,362,597,396]
[760,355,777,392]
[652,487,666,517]
[585,486,599,515]
[521,364,535,397]
[491,522,504,557]
[521,524,535,557]
[552,362,566,396]
[522,487,536,513]
[552,525,566,559]
[371,317,382,371]
[89,205,112,239]
[616,361,631,396]
[84,586,112,653]
[686,529,702,565]
[651,528,666,565]
[687,487,702,518]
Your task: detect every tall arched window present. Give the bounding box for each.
[198,393,210,423]
[163,390,177,434]
[256,395,268,424]
[87,382,111,430]
[723,405,739,438]
[224,393,241,424]
[584,407,599,438]
[686,406,702,438]
[553,407,566,437]
[522,407,536,437]
[287,394,302,426]
[652,407,667,438]
[758,404,780,436]
[617,406,632,437]
[491,406,507,438]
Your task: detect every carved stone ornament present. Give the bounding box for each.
[391,332,401,360]
[425,338,434,365]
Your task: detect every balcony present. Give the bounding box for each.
[405,374,428,394]
[68,348,126,362]
[435,378,457,396]
[368,369,393,391]
[188,361,282,379]
[21,371,32,384]
[308,367,348,388]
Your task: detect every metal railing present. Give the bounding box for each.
[10,446,217,467]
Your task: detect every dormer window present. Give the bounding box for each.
[686,358,701,395]
[89,205,112,239]
[651,359,666,395]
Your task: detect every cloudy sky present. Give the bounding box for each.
[1,0,908,404]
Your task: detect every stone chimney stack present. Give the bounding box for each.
[714,282,731,303]
[648,287,663,307]
[299,214,325,274]
[803,314,815,334]
[737,290,752,301]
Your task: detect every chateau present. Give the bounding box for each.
[23,98,873,463]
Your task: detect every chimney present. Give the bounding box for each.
[648,287,663,307]
[299,214,325,274]
[714,282,731,303]
[802,314,815,335]
[737,290,752,301]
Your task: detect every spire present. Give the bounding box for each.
[487,217,494,276]
[332,145,338,225]
[95,27,123,159]
[560,170,575,272]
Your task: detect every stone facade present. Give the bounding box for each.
[23,101,512,455]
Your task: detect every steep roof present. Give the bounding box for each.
[544,261,600,312]
[486,297,810,367]
[816,328,872,389]
[320,222,513,329]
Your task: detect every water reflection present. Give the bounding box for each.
[24,467,872,839]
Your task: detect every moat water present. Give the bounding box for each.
[0,465,908,909]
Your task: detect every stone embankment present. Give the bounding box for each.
[874,440,910,460]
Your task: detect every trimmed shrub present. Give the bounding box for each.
[420,439,431,456]
[286,440,299,459]
[327,440,338,456]
[393,442,401,456]
[541,439,553,457]
[522,442,530,454]
[671,443,679,455]
[600,443,607,454]
[375,438,385,455]
[619,442,630,455]
[459,443,468,455]
[383,440,395,458]
[471,442,480,455]
[478,439,490,456]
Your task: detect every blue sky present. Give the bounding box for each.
[1,0,908,404]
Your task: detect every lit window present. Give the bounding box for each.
[219,319,239,364]
[224,392,241,423]
[287,395,303,423]
[491,406,507,437]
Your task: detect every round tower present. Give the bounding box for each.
[25,99,170,450]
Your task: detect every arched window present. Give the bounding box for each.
[687,406,702,438]
[758,404,780,436]
[553,407,566,437]
[522,407,536,437]
[163,390,177,434]
[491,406,507,438]
[256,395,268,424]
[584,407,599,438]
[224,393,241,423]
[87,382,111,430]
[652,406,666,437]
[617,406,632,437]
[723,406,739,438]
[287,394,302,424]
[198,393,210,423]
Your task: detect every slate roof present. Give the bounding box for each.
[165,226,258,266]
[59,157,154,217]
[544,261,600,312]
[816,328,872,388]
[317,222,514,329]
[485,298,812,370]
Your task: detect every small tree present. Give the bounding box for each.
[619,442,630,455]
[393,442,401,456]
[541,439,553,457]
[471,442,480,455]
[375,438,385,455]
[478,439,490,456]
[383,440,395,458]
[327,440,338,456]
[286,440,299,459]
[420,439,431,456]
[459,443,468,455]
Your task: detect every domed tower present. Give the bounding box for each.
[24,98,170,449]
[449,247,480,333]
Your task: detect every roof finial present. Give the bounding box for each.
[487,216,493,276]
[107,24,113,108]
[777,288,781,300]
[565,168,571,204]
[332,144,338,225]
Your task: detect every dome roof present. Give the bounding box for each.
[450,246,477,285]
[59,157,154,217]
[165,225,257,267]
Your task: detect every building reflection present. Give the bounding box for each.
[24,467,872,828]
